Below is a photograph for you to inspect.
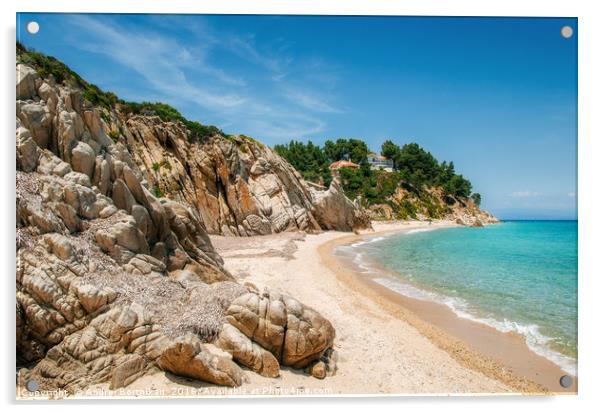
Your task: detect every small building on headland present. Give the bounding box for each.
[366,153,394,172]
[329,160,360,177]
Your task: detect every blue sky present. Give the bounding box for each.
[17,14,577,219]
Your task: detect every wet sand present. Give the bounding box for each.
[321,221,577,394]
[103,220,576,397]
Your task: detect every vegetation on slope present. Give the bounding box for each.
[273,140,333,187]
[275,138,482,220]
[17,43,482,220]
[17,42,223,143]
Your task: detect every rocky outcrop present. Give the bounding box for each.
[16,61,338,393]
[157,335,245,387]
[225,290,335,369]
[309,180,372,232]
[368,204,395,221]
[118,115,371,235]
[367,186,498,225]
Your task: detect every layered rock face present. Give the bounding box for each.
[16,63,336,393]
[116,115,371,236]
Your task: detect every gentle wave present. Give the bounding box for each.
[335,231,577,376]
[350,236,386,248]
[406,227,438,235]
[371,275,577,376]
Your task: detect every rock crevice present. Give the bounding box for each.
[16,62,338,392]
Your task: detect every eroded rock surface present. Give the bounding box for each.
[158,335,245,387]
[120,115,371,235]
[215,323,280,378]
[309,180,373,233]
[16,62,338,393]
[226,290,335,369]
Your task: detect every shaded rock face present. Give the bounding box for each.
[16,63,337,392]
[118,115,371,235]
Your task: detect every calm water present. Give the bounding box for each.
[343,221,577,374]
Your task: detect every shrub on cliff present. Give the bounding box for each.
[17,42,119,110]
[444,174,472,198]
[119,101,223,143]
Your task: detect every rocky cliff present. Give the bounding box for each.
[112,114,370,236]
[16,57,341,394]
[368,186,498,227]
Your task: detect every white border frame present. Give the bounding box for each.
[3,1,601,411]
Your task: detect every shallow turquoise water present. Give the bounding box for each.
[352,221,577,373]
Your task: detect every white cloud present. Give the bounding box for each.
[226,35,286,73]
[283,88,343,114]
[65,15,340,141]
[69,15,246,109]
[510,190,540,198]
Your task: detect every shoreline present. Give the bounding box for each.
[320,220,577,394]
[103,220,576,396]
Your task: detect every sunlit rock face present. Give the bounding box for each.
[16,62,340,392]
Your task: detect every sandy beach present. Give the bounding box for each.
[93,220,575,397]
[321,222,577,394]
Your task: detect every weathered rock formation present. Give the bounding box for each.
[368,204,395,221]
[114,115,371,236]
[16,61,337,393]
[309,180,373,232]
[224,290,335,369]
[368,186,498,226]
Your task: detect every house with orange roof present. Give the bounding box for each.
[329,159,360,177]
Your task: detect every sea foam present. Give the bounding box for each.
[339,222,578,376]
[371,276,577,376]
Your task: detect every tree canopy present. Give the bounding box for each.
[323,138,369,165]
[275,138,478,207]
[274,140,333,187]
[380,141,473,198]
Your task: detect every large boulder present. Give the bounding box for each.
[157,335,245,387]
[95,215,150,262]
[215,323,280,378]
[70,141,96,178]
[17,102,52,149]
[226,290,335,368]
[225,291,287,359]
[310,179,372,232]
[281,294,336,368]
[16,64,38,100]
[16,126,40,173]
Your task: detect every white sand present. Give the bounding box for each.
[114,221,513,396]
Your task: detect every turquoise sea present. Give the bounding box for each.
[338,221,577,374]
